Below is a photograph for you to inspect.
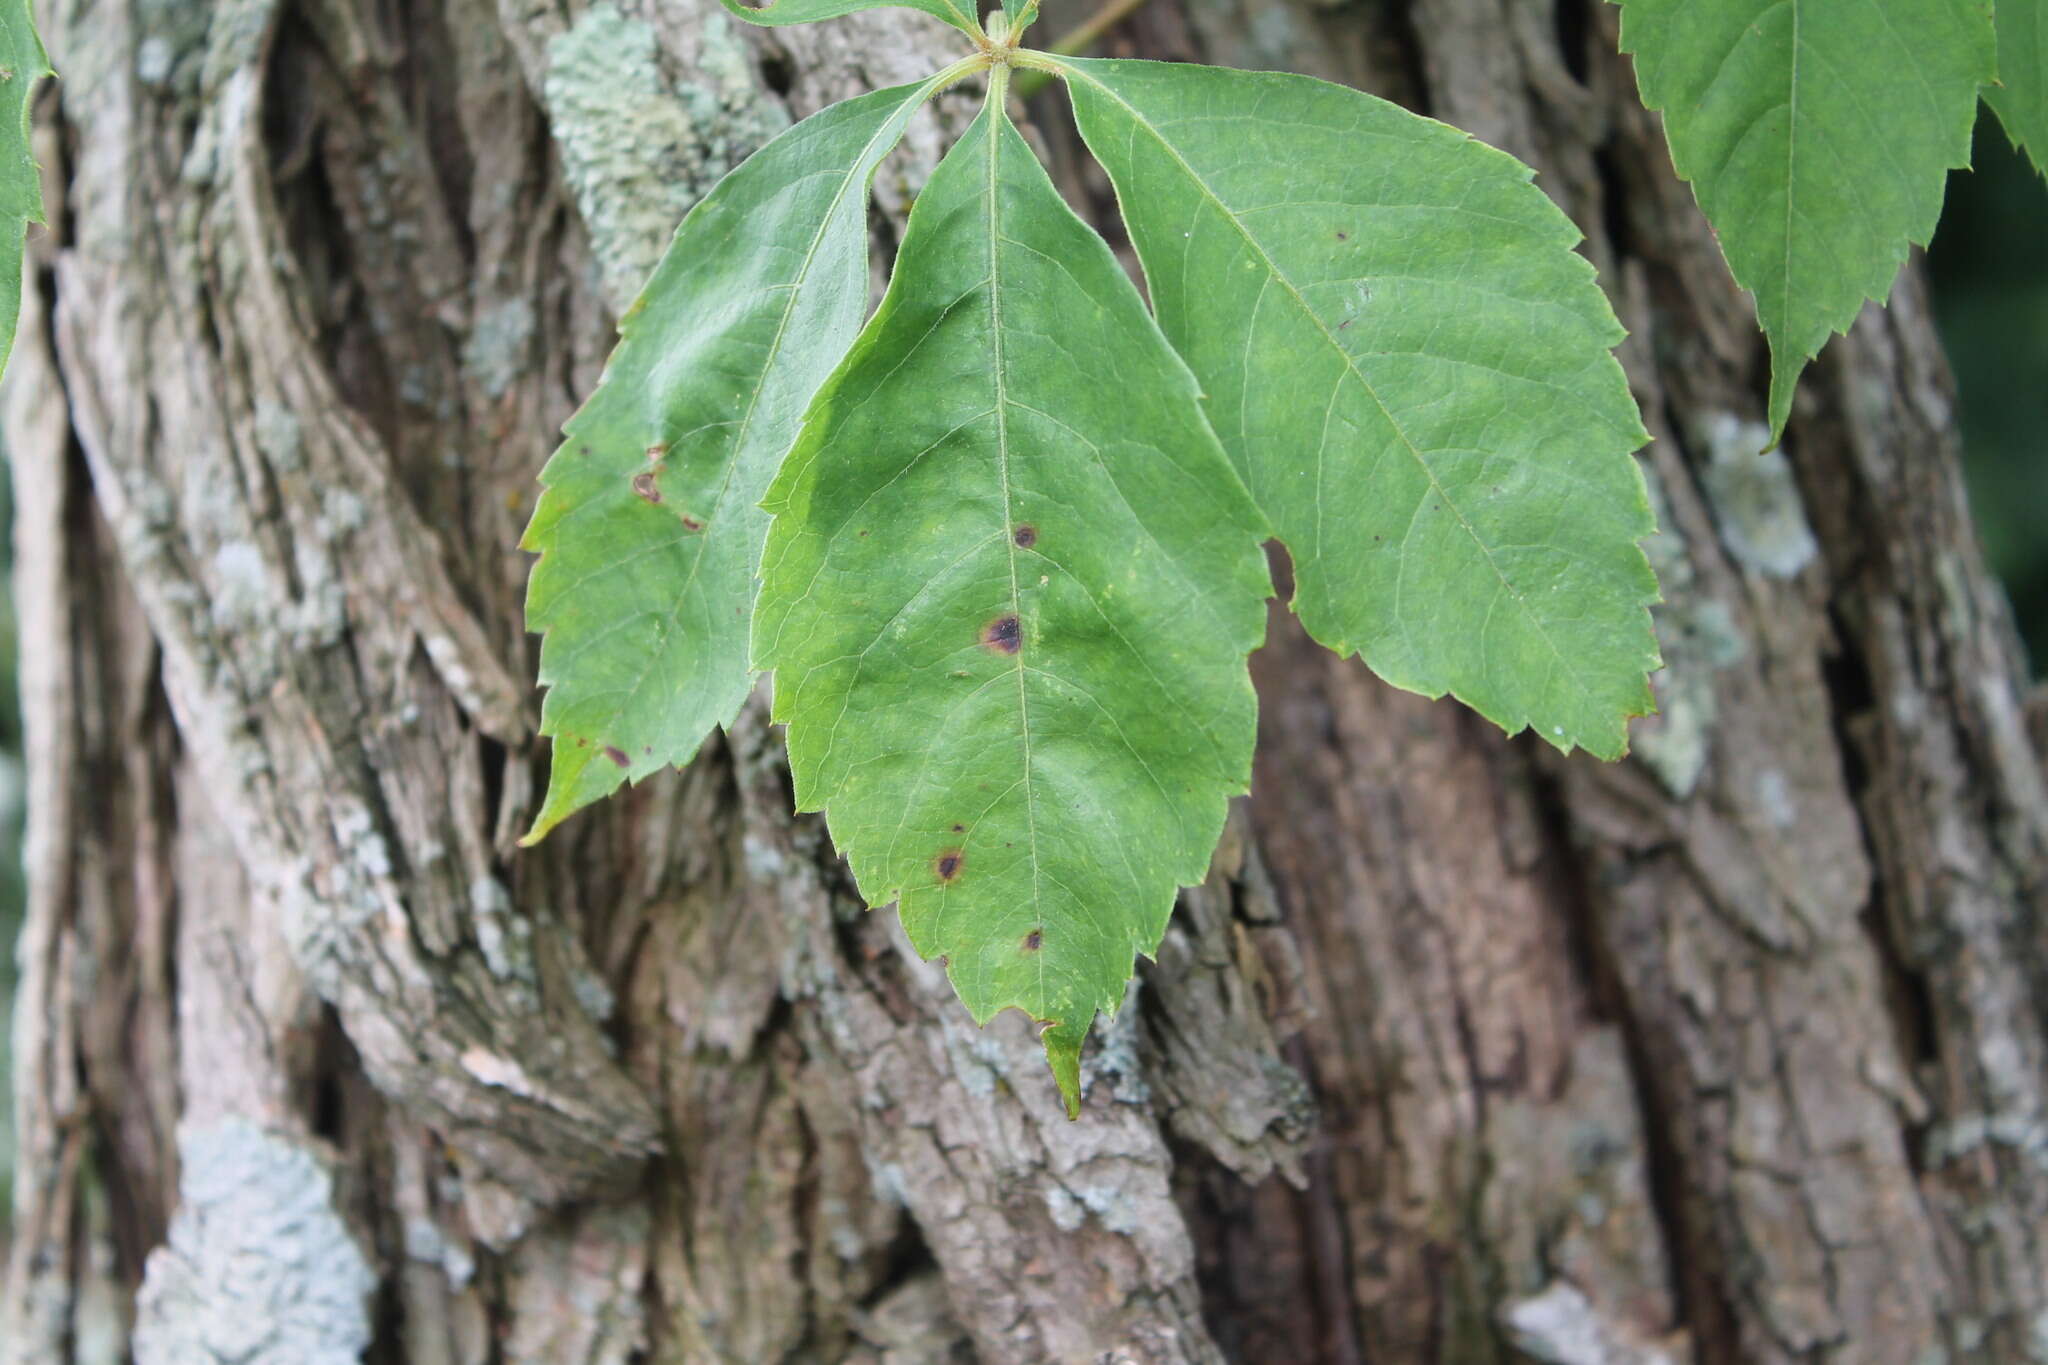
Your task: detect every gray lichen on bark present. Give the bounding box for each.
[132,1120,375,1365]
[543,5,787,311]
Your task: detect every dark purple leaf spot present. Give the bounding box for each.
[934,848,964,883]
[980,614,1022,655]
[1013,524,1037,548]
[951,823,965,832]
[1022,930,1042,952]
[1336,231,1349,241]
[631,471,662,504]
[604,745,629,768]
[679,515,704,532]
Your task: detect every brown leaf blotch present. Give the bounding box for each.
[631,471,662,504]
[1013,524,1037,548]
[980,614,1022,655]
[1022,929,1042,952]
[679,515,704,532]
[934,849,963,883]
[604,745,629,768]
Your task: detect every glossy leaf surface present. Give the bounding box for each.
[1064,57,1658,760]
[753,97,1271,1114]
[522,78,943,841]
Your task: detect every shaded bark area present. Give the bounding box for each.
[4,0,2044,1362]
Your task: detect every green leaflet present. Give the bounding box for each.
[1062,58,1659,760]
[522,74,956,842]
[1989,0,2048,176]
[719,0,978,38]
[1613,0,1995,438]
[0,0,50,375]
[753,94,1271,1115]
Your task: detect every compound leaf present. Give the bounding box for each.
[0,0,50,375]
[1989,0,2048,176]
[1063,58,1658,760]
[1613,0,1995,437]
[522,77,944,842]
[719,0,978,38]
[753,97,1271,1115]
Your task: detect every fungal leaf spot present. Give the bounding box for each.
[1022,929,1042,952]
[980,613,1022,655]
[1013,524,1037,548]
[603,745,630,768]
[631,470,662,504]
[934,849,964,883]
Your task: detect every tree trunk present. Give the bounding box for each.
[5,0,2046,1360]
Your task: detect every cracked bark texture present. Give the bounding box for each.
[4,0,2044,1361]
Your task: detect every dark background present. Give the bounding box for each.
[1930,118,2048,668]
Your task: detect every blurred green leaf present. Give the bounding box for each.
[1615,0,1995,437]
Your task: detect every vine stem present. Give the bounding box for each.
[1042,0,1152,56]
[1006,0,1150,98]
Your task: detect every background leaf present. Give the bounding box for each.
[0,0,49,374]
[1064,58,1658,760]
[1989,0,2048,176]
[719,0,978,37]
[754,97,1271,1115]
[1613,0,1995,436]
[522,78,941,842]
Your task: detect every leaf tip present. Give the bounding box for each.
[1039,1016,1088,1120]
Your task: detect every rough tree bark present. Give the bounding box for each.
[4,0,2045,1360]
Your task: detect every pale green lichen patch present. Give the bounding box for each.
[1633,463,1748,799]
[543,7,788,312]
[1694,412,1819,579]
[462,297,535,399]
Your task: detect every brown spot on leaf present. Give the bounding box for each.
[645,443,668,460]
[604,746,629,768]
[1336,231,1349,240]
[935,849,963,883]
[680,515,704,532]
[1022,930,1042,952]
[951,823,965,832]
[1013,524,1037,548]
[631,471,662,504]
[980,614,1022,655]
